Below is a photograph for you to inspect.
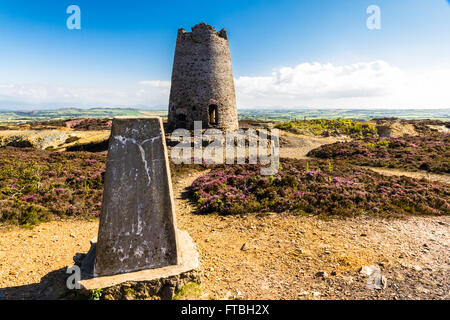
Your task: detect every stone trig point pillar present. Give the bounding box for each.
[95,117,179,276]
[76,117,199,299]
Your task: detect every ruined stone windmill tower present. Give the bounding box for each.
[167,23,239,131]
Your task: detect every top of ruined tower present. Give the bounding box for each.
[168,22,239,131]
[177,22,228,40]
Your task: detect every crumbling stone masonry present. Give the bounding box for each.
[167,22,239,131]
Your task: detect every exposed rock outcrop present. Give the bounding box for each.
[0,130,110,151]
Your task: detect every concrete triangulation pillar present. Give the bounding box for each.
[94,117,179,276]
[76,117,199,299]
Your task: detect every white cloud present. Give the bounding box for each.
[0,61,449,110]
[0,81,171,109]
[234,61,450,109]
[138,80,171,88]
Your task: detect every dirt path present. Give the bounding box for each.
[279,131,348,160]
[368,167,450,185]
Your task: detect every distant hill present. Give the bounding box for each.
[237,108,450,122]
[0,107,448,125]
[0,108,167,125]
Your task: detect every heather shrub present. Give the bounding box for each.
[190,159,449,217]
[0,147,106,225]
[308,133,450,174]
[0,148,211,225]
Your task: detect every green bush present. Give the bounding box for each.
[275,119,378,138]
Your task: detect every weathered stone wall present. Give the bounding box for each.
[168,23,239,131]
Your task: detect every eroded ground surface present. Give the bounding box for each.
[0,130,110,151]
[0,220,98,299]
[279,131,349,160]
[174,172,449,300]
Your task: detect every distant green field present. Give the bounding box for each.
[0,108,168,125]
[238,108,450,121]
[0,108,448,125]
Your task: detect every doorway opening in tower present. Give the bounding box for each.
[209,105,218,125]
[176,114,187,129]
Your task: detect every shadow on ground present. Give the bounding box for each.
[0,267,75,300]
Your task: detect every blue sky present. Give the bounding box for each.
[0,0,449,109]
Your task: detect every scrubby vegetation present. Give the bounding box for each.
[2,132,448,226]
[0,147,106,226]
[65,136,81,144]
[65,118,112,131]
[275,119,377,138]
[0,148,210,226]
[173,282,203,300]
[190,158,449,217]
[0,118,113,131]
[308,133,450,174]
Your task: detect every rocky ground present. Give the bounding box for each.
[279,131,349,160]
[175,171,450,300]
[0,129,448,300]
[0,129,110,151]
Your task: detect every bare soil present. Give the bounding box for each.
[0,220,98,299]
[279,131,349,160]
[368,167,450,185]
